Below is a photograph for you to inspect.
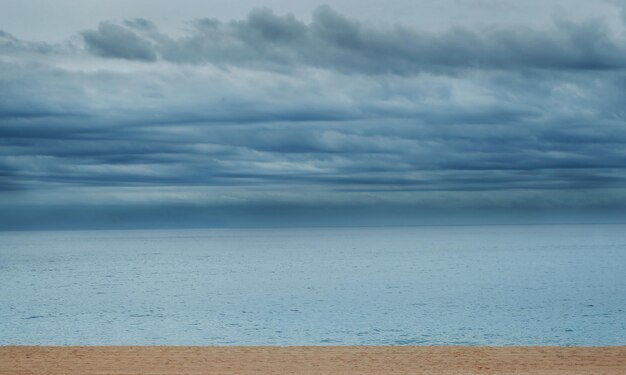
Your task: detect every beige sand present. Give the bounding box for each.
[1,346,625,374]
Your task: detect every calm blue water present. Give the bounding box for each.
[1,225,625,345]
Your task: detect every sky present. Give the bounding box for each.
[1,0,626,229]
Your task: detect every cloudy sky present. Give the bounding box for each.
[1,0,626,229]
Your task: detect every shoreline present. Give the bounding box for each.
[2,346,626,374]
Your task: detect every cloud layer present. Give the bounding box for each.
[1,7,626,228]
[77,7,626,73]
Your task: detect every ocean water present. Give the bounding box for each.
[1,224,625,346]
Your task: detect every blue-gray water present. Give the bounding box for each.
[1,224,625,346]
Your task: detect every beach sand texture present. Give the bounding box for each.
[1,346,626,375]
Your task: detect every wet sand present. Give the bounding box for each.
[1,346,625,374]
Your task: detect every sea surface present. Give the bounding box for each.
[1,224,625,346]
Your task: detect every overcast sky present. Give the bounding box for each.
[1,0,626,229]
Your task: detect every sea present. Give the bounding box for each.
[1,224,625,346]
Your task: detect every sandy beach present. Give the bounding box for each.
[1,346,625,374]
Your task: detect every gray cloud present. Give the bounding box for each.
[1,7,626,228]
[81,22,158,61]
[0,30,60,54]
[75,7,626,73]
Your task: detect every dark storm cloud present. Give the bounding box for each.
[81,22,158,61]
[0,160,21,191]
[77,7,626,73]
[2,7,626,228]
